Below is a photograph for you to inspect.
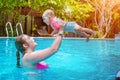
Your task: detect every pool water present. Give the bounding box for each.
[0,38,120,80]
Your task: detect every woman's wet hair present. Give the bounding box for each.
[15,34,28,68]
[16,51,21,68]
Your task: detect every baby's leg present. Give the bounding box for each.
[74,24,89,37]
[75,29,90,37]
[74,24,96,38]
[82,27,96,37]
[74,25,90,42]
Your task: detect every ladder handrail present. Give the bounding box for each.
[16,23,23,36]
[5,22,13,37]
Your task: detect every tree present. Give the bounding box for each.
[86,0,120,38]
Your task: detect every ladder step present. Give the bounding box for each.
[16,23,23,36]
[5,22,13,37]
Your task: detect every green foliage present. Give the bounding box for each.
[0,0,27,25]
[0,0,94,23]
[0,0,26,14]
[0,0,95,36]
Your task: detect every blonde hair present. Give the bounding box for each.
[42,9,55,17]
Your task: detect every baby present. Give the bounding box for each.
[42,9,96,41]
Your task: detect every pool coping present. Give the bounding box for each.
[0,37,116,40]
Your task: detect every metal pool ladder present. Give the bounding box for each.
[5,22,23,37]
[16,22,23,36]
[5,22,13,37]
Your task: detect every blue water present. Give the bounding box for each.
[0,38,120,80]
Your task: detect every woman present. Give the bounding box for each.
[15,24,64,69]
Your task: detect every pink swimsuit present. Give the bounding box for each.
[50,19,60,30]
[50,17,66,31]
[36,63,49,69]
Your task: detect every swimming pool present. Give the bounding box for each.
[0,38,120,80]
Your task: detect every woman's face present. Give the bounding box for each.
[24,35,37,49]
